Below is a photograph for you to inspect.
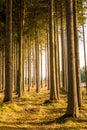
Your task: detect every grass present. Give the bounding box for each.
[0,87,87,129]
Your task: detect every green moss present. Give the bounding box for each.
[0,88,86,129]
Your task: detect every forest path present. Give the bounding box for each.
[0,88,87,130]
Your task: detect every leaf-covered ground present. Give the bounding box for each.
[0,87,87,130]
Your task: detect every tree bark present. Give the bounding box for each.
[54,2,60,99]
[28,37,31,91]
[4,0,12,102]
[0,51,2,91]
[40,43,43,88]
[35,27,40,93]
[73,0,82,107]
[49,0,57,101]
[65,0,79,117]
[18,0,24,97]
[61,0,67,91]
[82,24,87,93]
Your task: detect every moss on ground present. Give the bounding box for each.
[0,87,87,130]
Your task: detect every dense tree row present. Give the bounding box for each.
[0,0,87,118]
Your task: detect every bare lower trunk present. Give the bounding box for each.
[18,0,24,97]
[49,0,57,101]
[22,42,24,91]
[73,0,82,107]
[0,51,2,91]
[40,44,43,88]
[28,46,30,91]
[54,3,60,99]
[35,27,40,93]
[82,25,87,93]
[4,0,12,102]
[65,0,79,118]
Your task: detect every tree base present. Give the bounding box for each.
[44,99,58,104]
[3,98,12,103]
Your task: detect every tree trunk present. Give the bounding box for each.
[56,4,61,90]
[18,0,24,97]
[22,41,24,91]
[45,41,47,87]
[65,0,79,118]
[82,24,87,93]
[2,50,5,91]
[40,43,43,88]
[28,37,31,91]
[32,44,35,87]
[49,0,57,101]
[4,0,12,102]
[73,0,82,107]
[0,50,2,91]
[16,42,19,94]
[13,41,16,92]
[54,2,60,99]
[35,27,40,93]
[61,0,66,91]
[12,40,14,92]
[47,27,50,90]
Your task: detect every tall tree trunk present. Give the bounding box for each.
[22,41,24,91]
[54,2,60,99]
[28,37,31,91]
[73,0,82,107]
[25,45,28,85]
[35,27,40,93]
[4,0,12,102]
[40,43,43,88]
[32,44,35,87]
[49,0,57,101]
[64,41,68,91]
[2,49,5,91]
[47,27,50,90]
[12,40,14,91]
[45,41,47,87]
[56,3,61,90]
[65,0,79,117]
[18,0,24,97]
[82,24,87,93]
[14,42,17,92]
[0,50,2,91]
[16,42,19,94]
[61,0,66,91]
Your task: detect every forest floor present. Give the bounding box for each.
[0,87,87,130]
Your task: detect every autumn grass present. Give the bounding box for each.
[0,87,87,130]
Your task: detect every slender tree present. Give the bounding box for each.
[73,0,82,107]
[0,50,2,90]
[4,0,12,102]
[54,2,60,99]
[47,27,50,90]
[28,36,31,91]
[2,46,5,91]
[82,24,87,93]
[35,26,40,93]
[18,0,24,97]
[60,0,66,91]
[40,43,43,88]
[65,0,79,117]
[49,0,57,101]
